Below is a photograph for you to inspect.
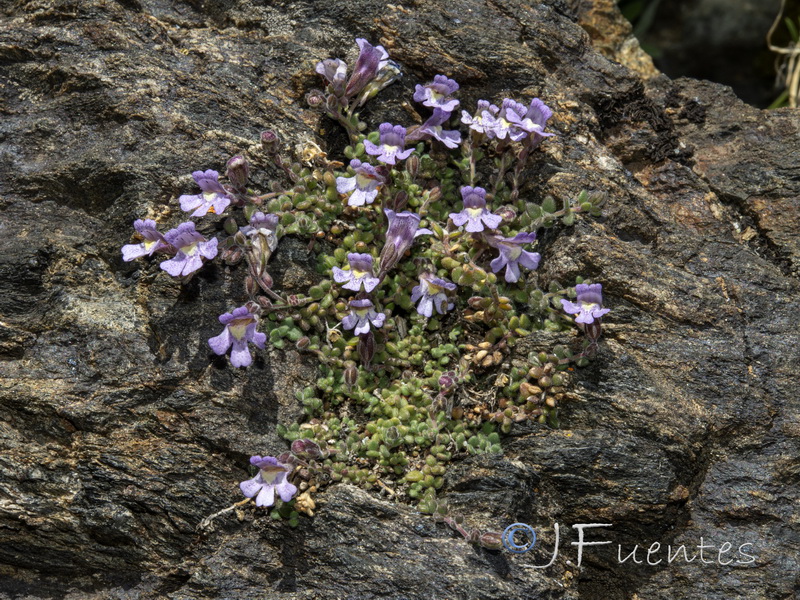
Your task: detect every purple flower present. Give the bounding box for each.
[241,211,279,253]
[208,305,267,368]
[561,283,610,324]
[333,253,380,293]
[488,232,541,283]
[409,109,462,149]
[241,211,279,238]
[413,75,460,112]
[363,123,415,165]
[160,222,218,277]
[240,455,298,507]
[121,219,172,261]
[411,273,457,317]
[315,58,348,96]
[378,209,432,275]
[449,186,502,233]
[178,170,232,217]
[345,38,390,98]
[336,159,385,206]
[342,298,385,335]
[487,98,528,141]
[506,98,555,145]
[461,100,499,135]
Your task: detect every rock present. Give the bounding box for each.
[0,0,797,599]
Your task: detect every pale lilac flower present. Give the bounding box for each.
[378,209,432,275]
[160,222,218,277]
[333,253,380,293]
[449,186,502,233]
[178,170,232,217]
[241,211,279,253]
[561,283,610,324]
[121,219,172,261]
[315,58,348,96]
[413,75,460,112]
[506,98,555,146]
[363,123,414,165]
[240,455,297,507]
[241,212,279,238]
[208,305,266,368]
[461,100,499,135]
[336,159,385,206]
[411,273,457,317]
[342,298,385,335]
[487,98,528,141]
[488,232,540,283]
[409,108,462,149]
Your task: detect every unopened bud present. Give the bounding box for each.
[497,206,517,222]
[260,130,280,154]
[296,336,310,350]
[405,155,420,178]
[291,438,323,459]
[358,332,375,369]
[343,361,358,388]
[393,191,408,212]
[305,89,326,108]
[258,272,273,290]
[245,300,260,314]
[427,187,442,203]
[257,296,272,309]
[287,294,300,306]
[438,371,455,390]
[244,275,258,298]
[479,531,503,550]
[585,320,602,341]
[226,155,249,191]
[223,217,239,236]
[222,246,243,266]
[234,231,247,246]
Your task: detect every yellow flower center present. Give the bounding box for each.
[228,317,252,340]
[259,465,287,483]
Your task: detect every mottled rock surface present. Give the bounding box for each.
[1,1,798,599]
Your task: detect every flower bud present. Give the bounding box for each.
[392,191,408,212]
[438,371,455,390]
[479,531,504,550]
[222,246,243,266]
[224,217,239,236]
[497,206,517,222]
[343,361,359,388]
[296,336,310,350]
[585,320,602,342]
[261,130,280,154]
[226,155,249,191]
[291,438,323,459]
[257,296,273,310]
[259,272,273,290]
[405,155,420,178]
[244,275,258,298]
[305,88,326,108]
[234,231,247,246]
[358,331,375,369]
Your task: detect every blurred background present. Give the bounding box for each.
[617,0,800,108]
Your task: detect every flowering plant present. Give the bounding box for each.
[124,38,609,538]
